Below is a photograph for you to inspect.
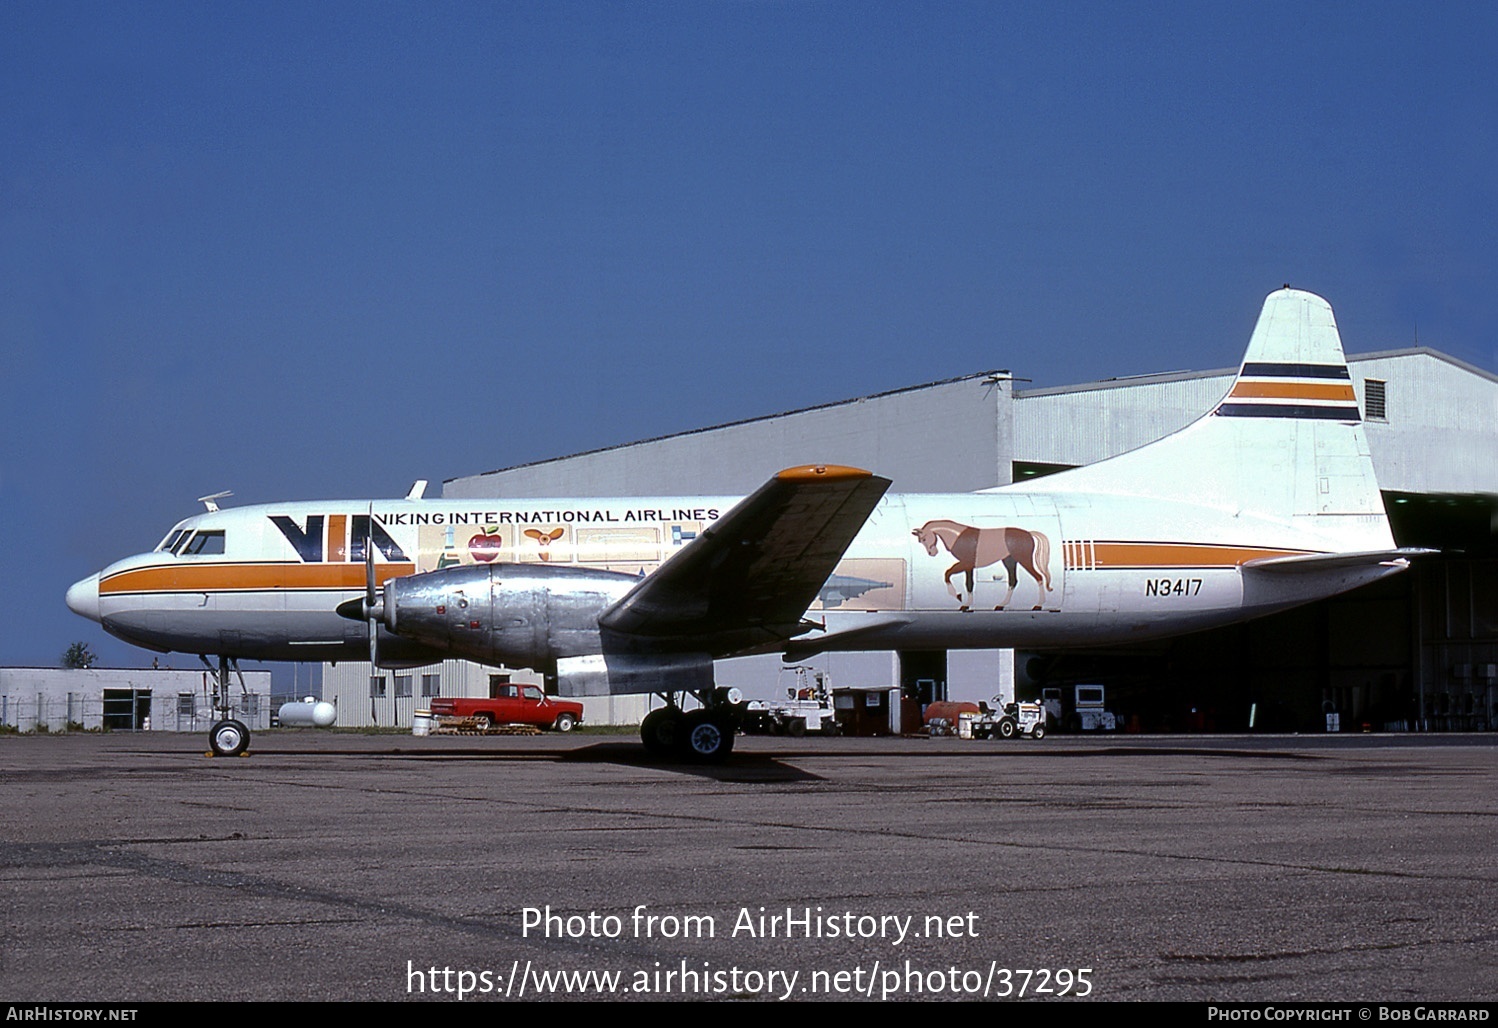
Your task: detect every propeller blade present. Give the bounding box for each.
[365,514,380,669]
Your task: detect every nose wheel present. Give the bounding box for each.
[208,718,250,757]
[201,654,253,757]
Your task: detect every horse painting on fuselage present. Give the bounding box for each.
[912,519,1053,611]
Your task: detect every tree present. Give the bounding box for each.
[61,642,97,669]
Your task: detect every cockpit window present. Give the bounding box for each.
[157,529,186,553]
[179,531,226,556]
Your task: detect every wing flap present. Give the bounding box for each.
[598,465,891,655]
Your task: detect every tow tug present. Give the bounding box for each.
[970,699,1049,740]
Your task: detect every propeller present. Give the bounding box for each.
[334,516,385,668]
[365,537,381,669]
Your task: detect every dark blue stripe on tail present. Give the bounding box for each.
[1239,362,1351,380]
[1215,403,1361,421]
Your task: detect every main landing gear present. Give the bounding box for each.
[640,687,743,763]
[201,654,252,757]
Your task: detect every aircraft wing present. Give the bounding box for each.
[598,465,892,655]
[1241,548,1436,573]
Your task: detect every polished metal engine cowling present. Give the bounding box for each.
[383,562,641,669]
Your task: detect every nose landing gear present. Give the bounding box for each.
[202,655,253,757]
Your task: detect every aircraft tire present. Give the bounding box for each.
[679,710,735,763]
[640,708,682,757]
[209,719,250,758]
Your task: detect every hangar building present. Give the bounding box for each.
[1,667,272,734]
[326,345,1497,734]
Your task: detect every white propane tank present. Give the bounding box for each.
[277,700,337,728]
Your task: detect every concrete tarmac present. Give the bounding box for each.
[2,729,1494,1003]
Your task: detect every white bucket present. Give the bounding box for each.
[412,711,434,737]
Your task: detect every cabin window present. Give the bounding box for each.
[180,531,226,556]
[523,686,545,702]
[1364,379,1387,421]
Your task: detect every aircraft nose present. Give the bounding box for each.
[66,573,101,622]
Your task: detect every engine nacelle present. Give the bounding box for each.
[382,562,641,670]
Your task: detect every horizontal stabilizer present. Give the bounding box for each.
[1242,548,1435,574]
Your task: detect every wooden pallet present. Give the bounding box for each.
[431,717,543,737]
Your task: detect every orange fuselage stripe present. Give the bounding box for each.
[1229,381,1357,402]
[1090,543,1311,568]
[100,562,417,595]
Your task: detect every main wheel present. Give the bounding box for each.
[553,713,577,732]
[640,708,683,757]
[679,710,735,763]
[208,719,250,757]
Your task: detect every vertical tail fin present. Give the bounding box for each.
[1008,288,1394,551]
[1215,289,1362,422]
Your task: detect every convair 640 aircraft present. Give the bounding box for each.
[68,289,1419,760]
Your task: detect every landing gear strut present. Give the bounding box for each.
[202,654,251,757]
[640,687,741,763]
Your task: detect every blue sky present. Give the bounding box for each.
[3,1,1494,672]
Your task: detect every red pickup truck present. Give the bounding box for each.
[429,685,584,732]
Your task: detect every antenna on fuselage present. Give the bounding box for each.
[197,491,233,513]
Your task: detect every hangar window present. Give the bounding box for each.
[421,674,440,698]
[369,675,387,698]
[179,531,226,556]
[1364,379,1387,421]
[395,675,412,699]
[177,693,195,716]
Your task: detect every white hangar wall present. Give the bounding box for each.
[445,373,1015,499]
[1352,350,1498,495]
[1014,349,1498,494]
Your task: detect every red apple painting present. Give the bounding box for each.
[468,528,503,562]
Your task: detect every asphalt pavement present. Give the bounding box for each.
[2,729,1494,1003]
